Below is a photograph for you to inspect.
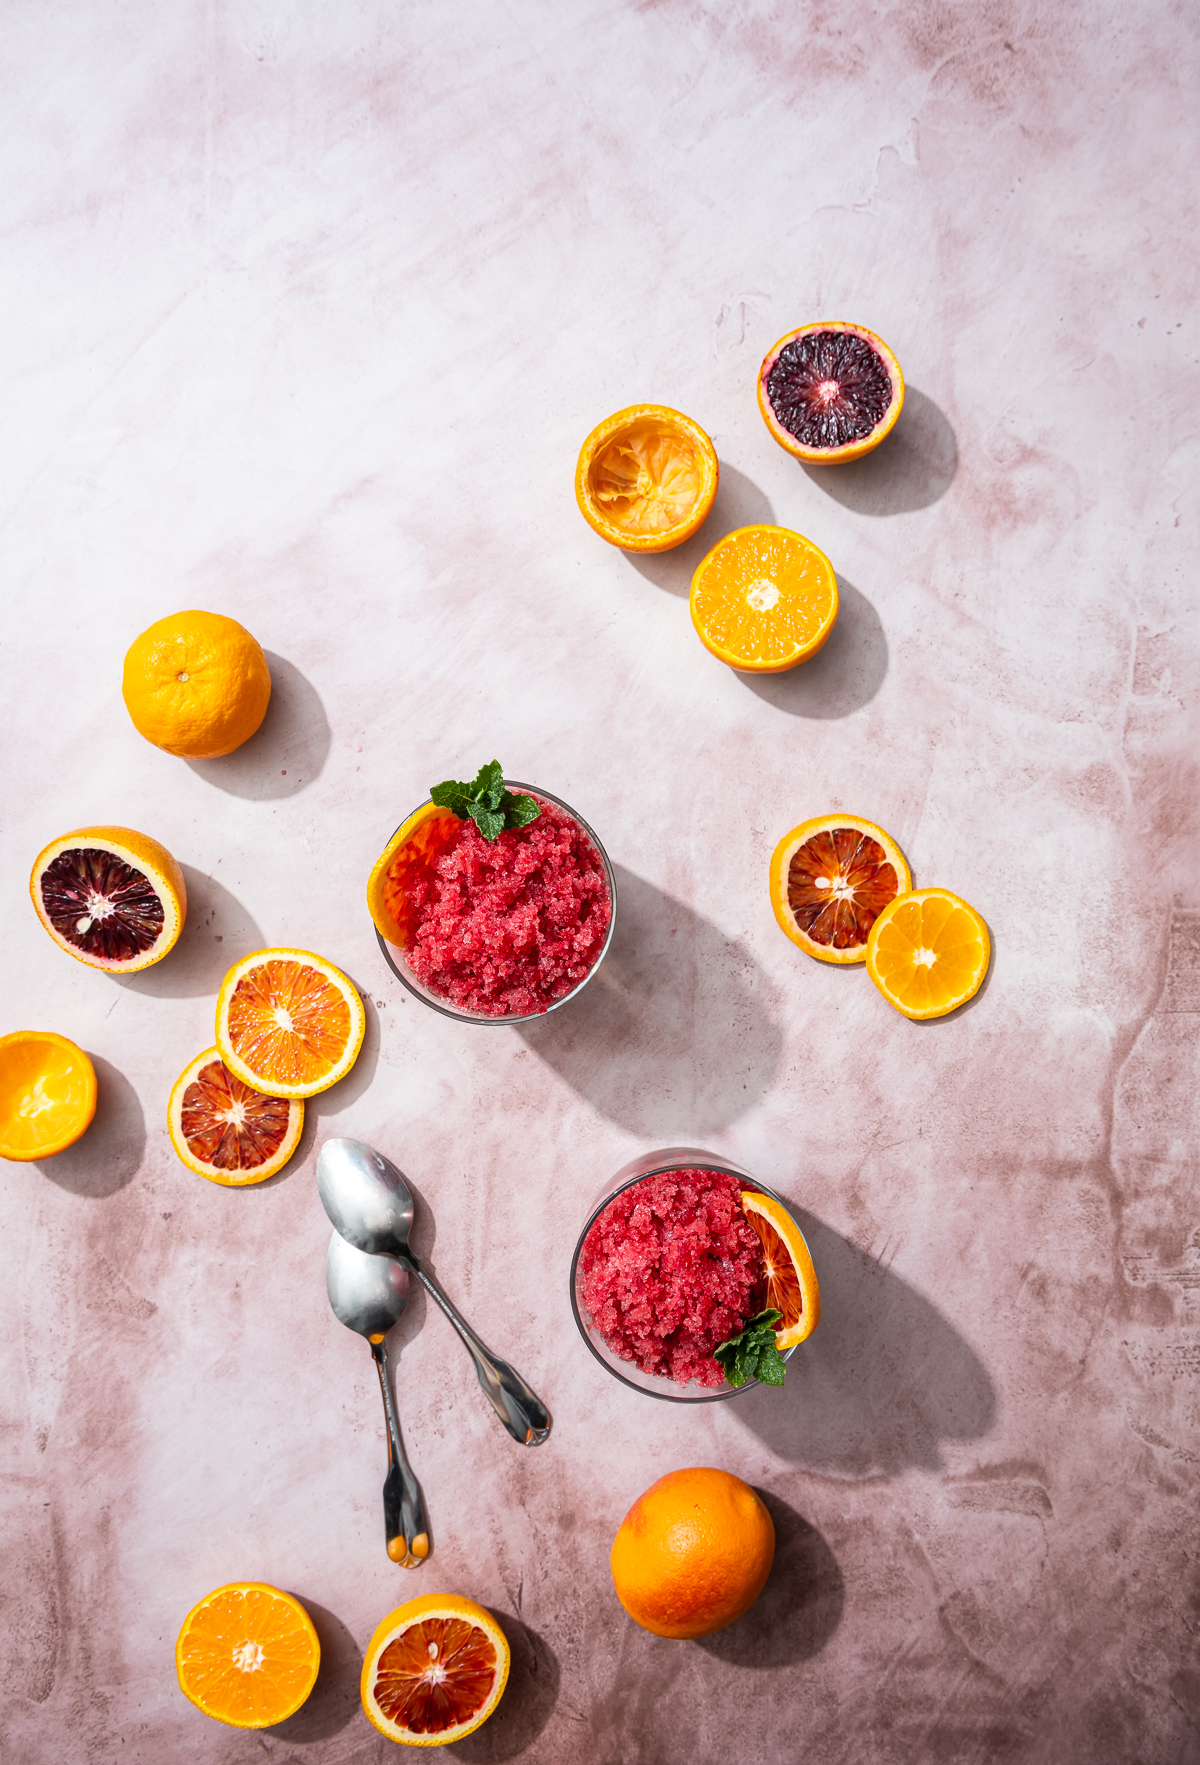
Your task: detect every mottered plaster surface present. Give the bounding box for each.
[1,4,1198,1762]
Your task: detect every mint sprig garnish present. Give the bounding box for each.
[429,760,541,843]
[714,1308,786,1388]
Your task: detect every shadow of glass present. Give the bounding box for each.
[694,1491,843,1667]
[267,1597,361,1743]
[623,464,777,596]
[112,865,265,999]
[801,388,957,515]
[185,653,331,800]
[739,574,887,718]
[35,1055,144,1197]
[734,1206,995,1476]
[515,866,782,1136]
[448,1615,560,1762]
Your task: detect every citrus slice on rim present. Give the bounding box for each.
[215,949,365,1099]
[361,1594,510,1748]
[30,826,186,972]
[866,888,990,1020]
[175,1581,320,1729]
[168,1048,304,1185]
[690,524,838,671]
[575,405,719,553]
[770,814,911,965]
[367,802,460,947]
[740,1190,820,1350]
[0,1032,97,1162]
[758,322,904,464]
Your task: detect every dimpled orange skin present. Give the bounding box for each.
[610,1468,775,1639]
[122,610,272,758]
[757,322,904,465]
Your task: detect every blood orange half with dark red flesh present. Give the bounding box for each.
[361,1595,510,1747]
[758,322,904,464]
[168,1048,303,1186]
[769,814,911,965]
[29,826,186,973]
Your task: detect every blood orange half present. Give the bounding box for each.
[168,1048,303,1185]
[758,322,904,464]
[770,813,911,965]
[29,826,186,973]
[361,1594,510,1748]
[740,1191,820,1351]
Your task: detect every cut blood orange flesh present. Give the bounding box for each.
[361,1594,510,1748]
[168,1048,303,1185]
[175,1581,320,1728]
[367,803,460,947]
[740,1190,820,1351]
[770,814,911,964]
[758,322,904,464]
[866,887,990,1020]
[215,948,365,1100]
[29,826,186,973]
[575,405,719,553]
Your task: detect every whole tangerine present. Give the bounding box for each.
[610,1467,775,1639]
[122,610,272,758]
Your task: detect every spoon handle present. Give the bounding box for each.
[371,1339,430,1567]
[410,1260,552,1446]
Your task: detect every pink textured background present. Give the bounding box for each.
[2,3,1198,1761]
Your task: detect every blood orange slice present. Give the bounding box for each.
[740,1191,820,1351]
[30,826,186,973]
[175,1581,319,1728]
[215,948,365,1100]
[770,814,911,965]
[168,1048,303,1185]
[758,322,904,464]
[361,1594,510,1748]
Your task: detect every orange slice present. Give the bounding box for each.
[690,525,837,671]
[367,802,460,947]
[175,1581,320,1729]
[758,322,904,464]
[575,405,719,553]
[361,1594,510,1748]
[866,887,990,1020]
[769,814,911,965]
[740,1190,820,1351]
[30,825,186,973]
[215,949,365,1099]
[0,1031,97,1162]
[168,1048,304,1185]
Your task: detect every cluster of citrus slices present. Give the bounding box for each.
[769,813,990,1018]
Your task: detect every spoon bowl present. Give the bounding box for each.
[326,1230,411,1339]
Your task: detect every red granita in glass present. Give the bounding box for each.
[400,799,611,1018]
[578,1168,766,1389]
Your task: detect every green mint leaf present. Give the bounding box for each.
[503,792,541,830]
[428,763,543,841]
[430,779,472,816]
[754,1343,787,1385]
[714,1309,786,1389]
[471,804,506,841]
[471,760,505,809]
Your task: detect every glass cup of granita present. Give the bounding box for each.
[371,781,616,1025]
[570,1148,807,1403]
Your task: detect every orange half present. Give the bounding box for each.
[690,525,837,671]
[866,888,990,1020]
[361,1594,510,1748]
[741,1190,820,1351]
[29,825,186,973]
[575,405,718,552]
[168,1048,304,1185]
[0,1031,97,1162]
[770,814,911,964]
[215,948,365,1099]
[175,1582,320,1729]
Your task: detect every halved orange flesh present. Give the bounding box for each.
[690,525,837,671]
[361,1594,510,1748]
[575,405,718,552]
[866,888,990,1020]
[758,322,904,464]
[215,948,365,1099]
[30,825,186,972]
[367,802,460,947]
[0,1031,97,1162]
[740,1190,820,1350]
[168,1048,304,1185]
[770,814,911,964]
[175,1581,319,1729]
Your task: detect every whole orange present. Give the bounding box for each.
[610,1467,775,1639]
[122,610,272,758]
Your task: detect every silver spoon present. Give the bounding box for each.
[317,1137,551,1446]
[324,1229,430,1567]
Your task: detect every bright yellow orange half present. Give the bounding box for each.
[361,1594,510,1748]
[215,949,365,1099]
[740,1190,820,1350]
[769,814,911,964]
[866,888,990,1020]
[175,1582,319,1728]
[0,1031,97,1162]
[575,405,718,552]
[690,525,837,671]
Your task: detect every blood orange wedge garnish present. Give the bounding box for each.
[361,1594,510,1748]
[175,1581,320,1729]
[770,813,911,965]
[168,1048,303,1185]
[690,524,838,672]
[215,948,365,1100]
[367,802,461,947]
[740,1191,820,1351]
[866,887,990,1020]
[575,404,719,553]
[757,322,904,464]
[30,825,186,973]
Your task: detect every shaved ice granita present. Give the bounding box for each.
[367,764,614,1021]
